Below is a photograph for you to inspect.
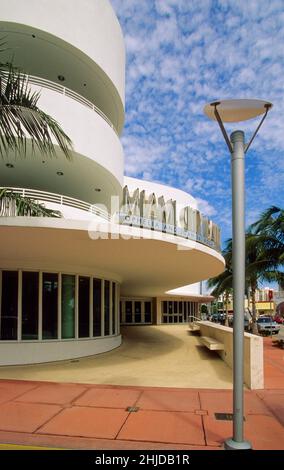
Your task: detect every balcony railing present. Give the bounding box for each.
[1,71,118,136]
[0,188,221,252]
[0,187,110,221]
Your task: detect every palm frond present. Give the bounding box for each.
[0,188,62,217]
[0,65,73,159]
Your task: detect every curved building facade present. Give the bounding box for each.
[0,0,224,365]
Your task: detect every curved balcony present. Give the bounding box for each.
[28,74,119,135]
[0,187,110,221]
[0,0,125,133]
[0,84,124,209]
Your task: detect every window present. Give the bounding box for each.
[134,301,141,323]
[61,274,75,339]
[42,273,58,339]
[93,278,101,337]
[78,276,90,338]
[162,301,167,314]
[1,271,18,340]
[112,283,116,335]
[125,301,132,323]
[183,303,187,322]
[145,301,152,323]
[22,272,39,340]
[104,281,110,336]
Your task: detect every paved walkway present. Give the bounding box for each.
[0,336,283,450]
[0,326,233,389]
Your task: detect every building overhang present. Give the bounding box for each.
[163,293,215,302]
[0,218,225,297]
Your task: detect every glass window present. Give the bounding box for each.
[104,281,110,336]
[183,302,187,322]
[168,302,173,314]
[112,283,116,335]
[42,273,58,340]
[188,302,192,321]
[134,301,141,323]
[179,301,183,314]
[168,315,173,323]
[78,276,90,338]
[93,278,101,337]
[174,301,178,314]
[125,301,132,323]
[61,275,75,339]
[1,271,18,340]
[162,301,168,314]
[144,301,152,323]
[22,272,39,340]
[162,315,168,324]
[119,301,122,323]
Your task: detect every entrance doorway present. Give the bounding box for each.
[120,299,152,324]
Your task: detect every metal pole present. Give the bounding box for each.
[225,130,252,450]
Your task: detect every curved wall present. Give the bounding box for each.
[0,0,125,132]
[0,336,122,366]
[0,87,124,207]
[36,86,124,184]
[124,176,198,210]
[0,268,121,365]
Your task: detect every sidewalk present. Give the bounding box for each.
[0,337,283,450]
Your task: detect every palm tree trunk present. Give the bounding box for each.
[251,282,258,335]
[225,290,229,326]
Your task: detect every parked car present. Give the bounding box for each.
[257,316,280,335]
[227,313,251,331]
[244,317,251,331]
[274,315,284,324]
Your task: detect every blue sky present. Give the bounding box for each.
[110,0,284,245]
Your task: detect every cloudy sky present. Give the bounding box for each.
[110,0,284,245]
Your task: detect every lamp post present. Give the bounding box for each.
[204,99,272,450]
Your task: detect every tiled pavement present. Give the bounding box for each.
[0,338,283,450]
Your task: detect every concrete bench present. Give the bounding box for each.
[196,321,263,389]
[188,322,200,332]
[200,335,224,351]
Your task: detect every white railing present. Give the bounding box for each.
[1,70,118,136]
[0,187,110,221]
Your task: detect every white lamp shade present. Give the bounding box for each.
[204,99,272,123]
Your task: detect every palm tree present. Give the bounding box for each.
[250,206,284,265]
[0,188,61,217]
[208,229,284,334]
[207,245,233,326]
[0,64,73,158]
[0,59,73,217]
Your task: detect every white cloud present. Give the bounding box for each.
[110,0,284,242]
[195,197,217,217]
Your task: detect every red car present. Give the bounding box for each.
[274,316,284,324]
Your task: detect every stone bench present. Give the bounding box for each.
[188,322,200,332]
[196,321,263,389]
[200,335,224,351]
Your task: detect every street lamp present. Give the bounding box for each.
[204,99,273,450]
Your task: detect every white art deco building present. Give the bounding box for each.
[0,0,224,365]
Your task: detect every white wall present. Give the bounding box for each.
[124,176,198,210]
[0,336,122,366]
[35,86,124,185]
[0,0,125,104]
